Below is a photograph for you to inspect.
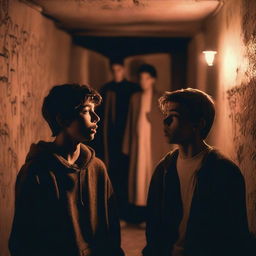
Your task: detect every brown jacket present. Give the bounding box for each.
[9,141,124,256]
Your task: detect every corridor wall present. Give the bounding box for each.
[69,44,110,90]
[0,2,111,255]
[0,1,73,255]
[188,0,256,234]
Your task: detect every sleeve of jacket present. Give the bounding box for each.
[9,164,41,256]
[106,178,125,256]
[142,162,165,256]
[99,160,125,256]
[225,163,251,256]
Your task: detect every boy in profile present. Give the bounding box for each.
[9,84,124,256]
[143,88,250,256]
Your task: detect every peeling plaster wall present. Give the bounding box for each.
[69,44,90,84]
[87,50,111,91]
[69,44,110,90]
[0,2,115,255]
[188,0,256,234]
[0,1,72,255]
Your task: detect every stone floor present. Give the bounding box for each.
[121,222,146,256]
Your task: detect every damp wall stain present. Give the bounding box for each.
[0,1,71,255]
[189,0,256,234]
[225,0,256,233]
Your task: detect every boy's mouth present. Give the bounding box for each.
[90,125,98,134]
[90,129,97,134]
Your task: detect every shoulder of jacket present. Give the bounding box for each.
[88,157,108,176]
[19,153,58,178]
[207,149,243,179]
[153,149,178,174]
[17,160,43,185]
[100,82,114,93]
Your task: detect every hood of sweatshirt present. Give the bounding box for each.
[25,141,96,206]
[25,140,95,169]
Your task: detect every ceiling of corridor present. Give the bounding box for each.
[28,0,222,37]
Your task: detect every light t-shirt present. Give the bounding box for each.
[172,146,212,256]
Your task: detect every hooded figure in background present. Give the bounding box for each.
[123,64,170,222]
[91,58,140,219]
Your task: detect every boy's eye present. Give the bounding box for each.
[165,114,177,119]
[164,114,179,125]
[81,108,90,114]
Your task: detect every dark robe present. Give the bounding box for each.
[123,91,170,206]
[142,148,251,256]
[91,79,140,214]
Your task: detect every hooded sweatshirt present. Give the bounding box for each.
[9,141,124,256]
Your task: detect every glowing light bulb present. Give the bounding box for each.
[203,51,217,66]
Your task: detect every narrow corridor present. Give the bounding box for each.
[1,1,256,256]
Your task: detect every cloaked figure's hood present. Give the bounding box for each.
[25,140,95,170]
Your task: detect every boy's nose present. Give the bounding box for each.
[92,112,100,123]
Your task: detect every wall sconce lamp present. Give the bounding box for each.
[203,50,217,66]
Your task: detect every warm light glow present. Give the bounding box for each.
[203,51,217,66]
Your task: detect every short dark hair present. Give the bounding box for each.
[138,64,157,78]
[42,84,102,137]
[159,88,215,139]
[110,58,124,66]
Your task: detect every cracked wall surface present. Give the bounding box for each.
[188,0,256,234]
[0,1,72,255]
[0,1,111,254]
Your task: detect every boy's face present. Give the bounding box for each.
[111,64,125,82]
[139,72,155,91]
[65,101,100,143]
[163,101,195,144]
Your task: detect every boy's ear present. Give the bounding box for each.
[193,119,206,133]
[198,118,206,133]
[56,114,70,128]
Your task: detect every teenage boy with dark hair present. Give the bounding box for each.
[9,84,124,256]
[142,88,250,256]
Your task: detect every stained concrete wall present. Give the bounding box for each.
[0,1,72,255]
[69,44,110,90]
[0,1,110,255]
[188,0,256,234]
